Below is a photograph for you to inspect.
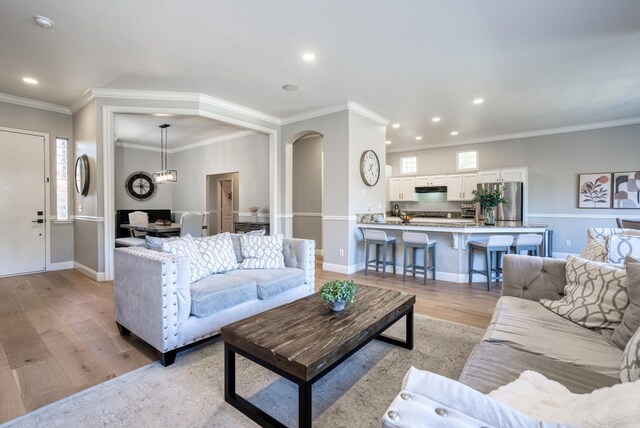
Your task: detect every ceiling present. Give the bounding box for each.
[114,114,246,149]
[2,1,640,150]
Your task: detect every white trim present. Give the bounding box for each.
[293,212,323,217]
[69,89,95,114]
[323,215,357,221]
[322,262,362,274]
[278,214,294,219]
[114,141,160,153]
[73,261,105,281]
[51,219,74,224]
[0,92,71,115]
[171,130,257,153]
[528,213,624,219]
[48,261,74,271]
[347,101,389,126]
[281,103,349,125]
[237,212,270,218]
[387,116,640,153]
[72,215,105,222]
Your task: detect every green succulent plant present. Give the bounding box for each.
[320,280,357,303]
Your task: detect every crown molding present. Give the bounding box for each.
[69,89,96,114]
[347,101,389,126]
[114,141,160,152]
[281,103,349,125]
[386,116,640,153]
[115,130,258,154]
[0,92,71,115]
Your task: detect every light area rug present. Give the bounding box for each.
[3,315,483,428]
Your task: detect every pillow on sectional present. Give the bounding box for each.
[579,238,607,262]
[607,235,640,264]
[145,235,179,251]
[608,256,640,350]
[193,233,238,274]
[239,233,285,269]
[620,326,640,383]
[540,256,629,330]
[161,234,209,283]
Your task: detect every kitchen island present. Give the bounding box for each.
[357,217,549,283]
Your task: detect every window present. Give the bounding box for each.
[457,149,478,171]
[400,156,417,174]
[56,138,69,220]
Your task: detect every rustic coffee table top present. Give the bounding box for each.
[221,284,415,381]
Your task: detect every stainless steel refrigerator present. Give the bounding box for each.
[476,182,524,222]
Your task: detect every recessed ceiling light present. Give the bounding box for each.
[22,77,38,85]
[34,15,54,29]
[450,131,459,136]
[415,136,422,141]
[432,117,441,122]
[302,53,316,62]
[473,98,484,105]
[385,140,391,145]
[391,123,400,129]
[282,84,298,91]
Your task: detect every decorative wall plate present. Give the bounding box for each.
[126,171,157,201]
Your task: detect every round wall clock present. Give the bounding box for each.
[125,171,157,201]
[360,150,380,186]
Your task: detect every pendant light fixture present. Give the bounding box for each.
[152,124,177,183]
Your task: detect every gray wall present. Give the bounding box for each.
[293,135,323,250]
[114,145,173,210]
[0,101,74,265]
[387,123,640,254]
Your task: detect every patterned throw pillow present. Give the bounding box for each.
[540,256,629,329]
[239,233,285,269]
[607,235,640,264]
[161,235,209,283]
[579,238,607,262]
[193,233,238,274]
[609,256,640,350]
[587,227,626,244]
[620,326,640,383]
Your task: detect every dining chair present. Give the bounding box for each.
[115,211,149,247]
[616,218,640,230]
[180,212,204,237]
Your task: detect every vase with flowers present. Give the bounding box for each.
[248,206,259,223]
[472,187,507,225]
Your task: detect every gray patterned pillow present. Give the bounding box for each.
[162,235,209,283]
[540,256,629,329]
[579,238,607,262]
[607,235,640,264]
[194,233,238,274]
[608,256,640,350]
[240,233,285,269]
[587,227,626,244]
[620,326,640,382]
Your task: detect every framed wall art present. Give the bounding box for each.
[578,173,611,208]
[612,171,640,209]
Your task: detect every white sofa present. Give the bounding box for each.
[114,235,315,366]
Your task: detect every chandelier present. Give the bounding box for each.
[152,124,177,183]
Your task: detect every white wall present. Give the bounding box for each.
[387,123,640,254]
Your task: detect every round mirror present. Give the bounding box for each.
[75,154,90,196]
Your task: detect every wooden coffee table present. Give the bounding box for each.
[221,284,415,428]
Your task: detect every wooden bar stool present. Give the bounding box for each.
[402,231,436,285]
[468,235,514,290]
[513,233,543,256]
[364,229,397,278]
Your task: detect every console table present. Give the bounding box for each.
[234,221,270,234]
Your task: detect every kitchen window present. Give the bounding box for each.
[56,138,69,220]
[457,149,478,171]
[400,156,417,174]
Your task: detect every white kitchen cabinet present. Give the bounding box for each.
[447,173,477,201]
[414,175,447,187]
[477,168,527,183]
[389,177,417,201]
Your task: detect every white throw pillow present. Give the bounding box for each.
[540,256,628,329]
[161,234,209,283]
[193,233,238,274]
[579,238,607,262]
[239,233,285,269]
[620,326,640,383]
[607,235,640,264]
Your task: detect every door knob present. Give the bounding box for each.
[32,219,44,224]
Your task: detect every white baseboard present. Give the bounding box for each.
[322,261,488,283]
[322,262,364,274]
[74,262,106,281]
[47,261,74,271]
[315,249,324,256]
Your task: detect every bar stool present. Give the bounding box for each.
[402,232,436,285]
[513,234,543,256]
[364,229,397,278]
[468,235,514,290]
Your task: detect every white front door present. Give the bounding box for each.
[0,130,46,276]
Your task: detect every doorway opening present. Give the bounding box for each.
[292,133,323,254]
[206,172,239,235]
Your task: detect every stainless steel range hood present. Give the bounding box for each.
[415,186,447,193]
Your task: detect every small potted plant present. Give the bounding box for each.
[472,187,507,225]
[248,206,259,223]
[320,280,357,312]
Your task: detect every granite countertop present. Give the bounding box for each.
[358,218,548,229]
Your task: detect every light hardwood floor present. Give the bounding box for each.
[0,262,500,423]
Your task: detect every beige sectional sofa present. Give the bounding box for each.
[114,235,315,366]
